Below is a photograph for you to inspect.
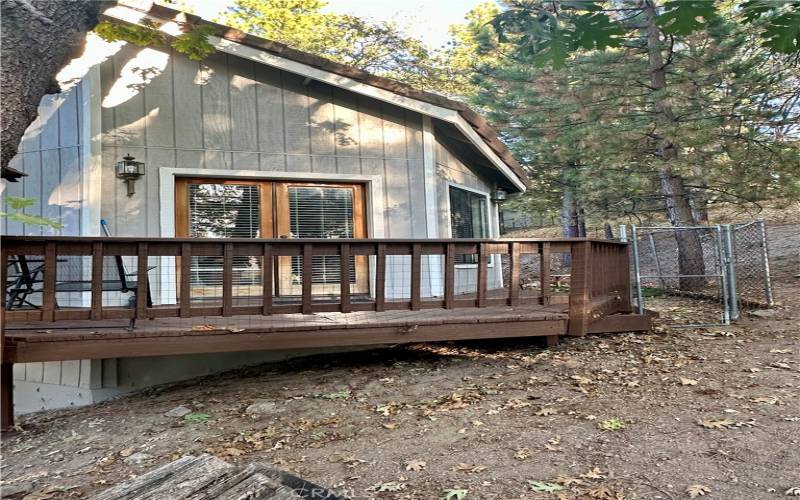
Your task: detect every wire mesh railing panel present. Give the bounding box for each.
[732,221,774,308]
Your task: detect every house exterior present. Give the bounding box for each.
[2,2,532,413]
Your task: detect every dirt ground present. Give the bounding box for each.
[1,225,798,500]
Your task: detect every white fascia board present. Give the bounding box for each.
[101,5,526,192]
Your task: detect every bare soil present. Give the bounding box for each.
[2,227,798,500]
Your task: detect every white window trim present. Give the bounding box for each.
[445,182,495,269]
[157,167,386,305]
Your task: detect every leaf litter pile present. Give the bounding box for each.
[2,257,799,499]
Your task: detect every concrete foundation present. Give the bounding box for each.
[13,346,369,414]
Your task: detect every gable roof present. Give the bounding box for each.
[105,1,529,190]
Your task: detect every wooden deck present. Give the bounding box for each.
[3,302,574,363]
[1,236,652,428]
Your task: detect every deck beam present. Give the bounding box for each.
[7,319,567,363]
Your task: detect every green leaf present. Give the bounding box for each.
[442,489,468,500]
[657,0,718,36]
[528,481,563,493]
[534,29,571,69]
[559,0,604,12]
[739,0,778,23]
[569,13,625,50]
[761,10,800,53]
[171,25,216,61]
[599,417,625,431]
[184,412,211,423]
[5,197,36,210]
[94,19,165,47]
[3,213,64,229]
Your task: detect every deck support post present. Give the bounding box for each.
[545,335,559,348]
[568,241,592,336]
[1,363,13,431]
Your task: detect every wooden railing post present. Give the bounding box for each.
[509,242,520,306]
[91,242,104,320]
[180,243,192,317]
[619,245,633,312]
[540,242,551,305]
[568,241,591,336]
[477,243,487,307]
[42,242,57,322]
[222,243,234,317]
[411,243,422,310]
[136,243,149,320]
[262,243,273,315]
[340,243,351,313]
[375,243,386,312]
[444,243,455,309]
[302,243,313,314]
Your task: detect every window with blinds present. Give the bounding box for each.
[449,186,488,264]
[289,186,356,284]
[187,183,262,288]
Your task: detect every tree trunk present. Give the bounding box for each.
[560,165,580,238]
[1,0,107,179]
[643,0,705,290]
[690,164,710,223]
[561,183,580,238]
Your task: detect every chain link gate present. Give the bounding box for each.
[623,221,774,327]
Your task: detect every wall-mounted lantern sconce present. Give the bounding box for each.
[116,154,145,197]
[492,188,508,202]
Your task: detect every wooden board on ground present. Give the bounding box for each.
[91,454,342,500]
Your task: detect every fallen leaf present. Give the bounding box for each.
[368,481,406,492]
[686,484,711,497]
[514,447,530,460]
[554,475,584,486]
[405,459,426,472]
[581,467,607,480]
[191,324,216,331]
[680,377,698,386]
[442,488,468,500]
[382,422,398,429]
[529,481,563,493]
[751,396,778,405]
[699,418,735,429]
[587,485,620,499]
[535,407,558,416]
[571,375,593,385]
[454,463,487,473]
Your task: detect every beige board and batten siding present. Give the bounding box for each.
[2,78,99,398]
[2,82,85,237]
[100,45,437,299]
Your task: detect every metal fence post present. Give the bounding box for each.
[722,224,739,321]
[758,220,775,306]
[631,225,644,314]
[715,225,731,325]
[618,224,627,242]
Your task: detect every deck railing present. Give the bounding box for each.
[1,236,631,335]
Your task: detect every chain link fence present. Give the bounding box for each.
[626,221,773,326]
